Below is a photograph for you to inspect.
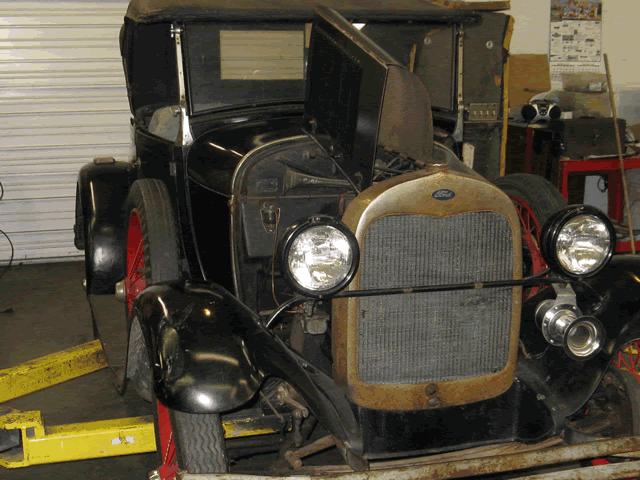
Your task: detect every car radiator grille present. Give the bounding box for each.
[357,212,514,384]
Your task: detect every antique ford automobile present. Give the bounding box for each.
[75,0,640,478]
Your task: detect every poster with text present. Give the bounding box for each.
[549,0,602,79]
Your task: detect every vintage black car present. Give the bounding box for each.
[75,0,640,478]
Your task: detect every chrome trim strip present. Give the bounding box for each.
[171,24,194,147]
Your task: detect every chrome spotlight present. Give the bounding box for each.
[535,284,605,360]
[564,316,605,360]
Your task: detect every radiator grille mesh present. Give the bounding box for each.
[358,212,514,384]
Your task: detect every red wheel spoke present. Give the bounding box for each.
[509,195,548,297]
[128,240,144,279]
[126,210,146,314]
[128,269,145,285]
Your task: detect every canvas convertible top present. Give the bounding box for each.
[124,0,505,23]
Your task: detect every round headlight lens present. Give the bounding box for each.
[287,225,353,292]
[556,214,612,275]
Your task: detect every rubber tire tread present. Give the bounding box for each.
[126,179,229,473]
[493,173,567,227]
[125,179,180,400]
[610,368,640,435]
[125,178,181,284]
[169,409,229,474]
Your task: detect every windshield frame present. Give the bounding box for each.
[184,21,309,117]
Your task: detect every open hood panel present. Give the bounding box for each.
[304,6,433,190]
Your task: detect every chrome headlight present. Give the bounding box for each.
[541,206,615,278]
[282,216,359,297]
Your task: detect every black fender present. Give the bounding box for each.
[131,281,363,452]
[518,254,640,425]
[77,159,133,295]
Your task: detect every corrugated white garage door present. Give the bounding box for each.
[0,1,131,265]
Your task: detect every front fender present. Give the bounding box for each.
[131,282,264,413]
[131,281,363,451]
[518,254,640,422]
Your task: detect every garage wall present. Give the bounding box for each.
[0,1,131,265]
[503,0,640,123]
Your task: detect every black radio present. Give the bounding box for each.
[521,101,562,123]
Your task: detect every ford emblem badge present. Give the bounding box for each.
[432,188,456,200]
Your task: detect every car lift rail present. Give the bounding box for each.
[0,340,157,467]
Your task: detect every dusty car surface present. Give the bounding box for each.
[75,0,640,478]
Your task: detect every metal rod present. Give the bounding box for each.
[265,296,306,328]
[333,276,562,299]
[303,129,361,194]
[604,53,636,254]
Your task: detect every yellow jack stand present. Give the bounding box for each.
[0,340,156,467]
[0,409,155,468]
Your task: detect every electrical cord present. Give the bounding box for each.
[0,228,13,282]
[597,175,608,193]
[0,180,14,282]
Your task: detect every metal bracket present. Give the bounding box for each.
[467,103,500,122]
[171,23,194,147]
[452,24,465,143]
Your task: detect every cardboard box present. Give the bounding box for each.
[508,54,551,109]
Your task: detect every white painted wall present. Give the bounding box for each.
[501,0,640,124]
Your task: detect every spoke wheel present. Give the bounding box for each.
[124,179,228,478]
[494,174,567,297]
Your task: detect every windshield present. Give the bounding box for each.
[185,23,308,114]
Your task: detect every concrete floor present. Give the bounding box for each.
[0,261,158,479]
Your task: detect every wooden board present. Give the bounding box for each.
[426,0,510,11]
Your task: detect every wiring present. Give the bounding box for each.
[0,180,13,281]
[0,228,14,282]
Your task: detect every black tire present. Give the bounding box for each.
[610,367,640,435]
[494,174,567,279]
[170,410,229,474]
[124,178,228,474]
[494,174,567,230]
[569,367,640,439]
[125,178,180,400]
[125,178,181,286]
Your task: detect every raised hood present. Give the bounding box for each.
[304,6,434,190]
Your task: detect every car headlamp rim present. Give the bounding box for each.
[541,205,615,278]
[281,215,359,298]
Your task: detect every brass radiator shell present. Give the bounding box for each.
[333,166,522,411]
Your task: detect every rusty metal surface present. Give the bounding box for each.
[516,460,640,480]
[178,436,640,480]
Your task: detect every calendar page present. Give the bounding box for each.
[549,1,603,84]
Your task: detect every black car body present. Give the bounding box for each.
[75,1,640,477]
